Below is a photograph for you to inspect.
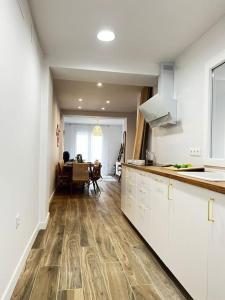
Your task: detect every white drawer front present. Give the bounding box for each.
[137,189,151,209]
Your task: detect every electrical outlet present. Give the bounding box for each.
[189,147,201,157]
[16,214,21,229]
[195,147,201,156]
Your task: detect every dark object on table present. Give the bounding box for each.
[63,151,70,163]
[146,160,154,166]
[76,154,83,163]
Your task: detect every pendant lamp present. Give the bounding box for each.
[92,120,103,136]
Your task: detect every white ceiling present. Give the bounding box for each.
[29,0,225,76]
[64,115,125,125]
[52,67,157,87]
[54,79,141,112]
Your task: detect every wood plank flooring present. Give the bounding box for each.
[11,179,189,300]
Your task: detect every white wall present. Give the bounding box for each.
[48,85,61,198]
[151,16,225,165]
[103,125,123,174]
[0,1,52,299]
[126,113,136,160]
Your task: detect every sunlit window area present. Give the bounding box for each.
[75,132,89,160]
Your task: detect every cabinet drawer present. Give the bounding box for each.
[135,203,150,240]
[126,168,136,178]
[127,182,136,195]
[152,175,169,199]
[137,189,150,209]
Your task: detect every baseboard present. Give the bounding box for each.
[39,211,50,230]
[1,223,39,300]
[49,189,55,205]
[1,210,50,300]
[39,190,54,230]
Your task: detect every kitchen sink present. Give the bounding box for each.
[180,171,225,182]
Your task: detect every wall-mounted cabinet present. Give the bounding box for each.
[121,165,225,300]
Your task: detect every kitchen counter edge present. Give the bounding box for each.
[122,163,225,195]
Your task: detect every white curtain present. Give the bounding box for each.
[64,124,122,175]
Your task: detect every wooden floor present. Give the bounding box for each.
[11,179,189,300]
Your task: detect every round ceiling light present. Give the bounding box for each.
[78,106,82,109]
[78,98,83,102]
[97,82,103,87]
[106,100,110,104]
[97,30,115,42]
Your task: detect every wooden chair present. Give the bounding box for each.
[71,163,90,194]
[56,162,70,192]
[90,164,102,193]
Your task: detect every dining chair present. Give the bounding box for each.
[71,162,90,194]
[90,163,102,193]
[56,162,70,192]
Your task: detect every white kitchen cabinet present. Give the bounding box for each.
[207,192,225,300]
[135,171,152,239]
[168,180,209,300]
[121,166,126,213]
[121,165,225,300]
[122,167,136,224]
[149,175,170,264]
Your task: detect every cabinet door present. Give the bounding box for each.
[135,171,152,239]
[169,180,208,300]
[126,185,136,223]
[149,175,170,264]
[207,192,225,300]
[121,166,126,213]
[121,166,136,221]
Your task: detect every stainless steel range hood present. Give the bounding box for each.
[139,63,177,128]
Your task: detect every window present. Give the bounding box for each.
[75,132,88,160]
[91,135,103,162]
[75,131,103,162]
[210,62,225,159]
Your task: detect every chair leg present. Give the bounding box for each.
[95,181,100,192]
[93,181,96,194]
[70,182,73,197]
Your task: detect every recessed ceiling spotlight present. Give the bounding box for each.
[101,107,105,110]
[97,82,103,87]
[97,30,115,42]
[106,100,110,104]
[78,98,83,102]
[78,106,82,109]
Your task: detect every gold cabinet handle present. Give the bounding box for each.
[208,198,215,222]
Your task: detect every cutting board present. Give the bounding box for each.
[164,166,205,172]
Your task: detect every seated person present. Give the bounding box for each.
[63,151,70,163]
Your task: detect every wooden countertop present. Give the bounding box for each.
[122,163,225,195]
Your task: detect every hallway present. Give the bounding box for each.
[11,181,187,300]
